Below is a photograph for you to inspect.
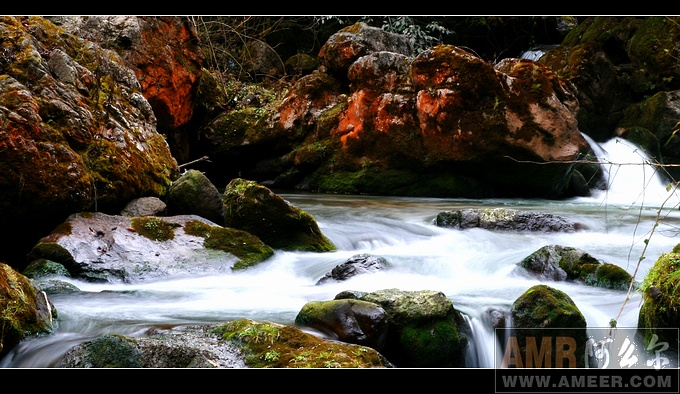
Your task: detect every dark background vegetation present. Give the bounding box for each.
[190,16,584,82]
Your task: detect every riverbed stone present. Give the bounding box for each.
[295,298,389,351]
[358,288,469,367]
[435,208,586,232]
[510,284,587,368]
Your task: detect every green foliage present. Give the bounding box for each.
[379,16,455,53]
[263,350,280,362]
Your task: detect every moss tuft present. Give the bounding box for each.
[212,318,384,368]
[131,217,180,241]
[183,219,274,270]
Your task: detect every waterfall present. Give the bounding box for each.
[519,44,559,61]
[464,313,506,368]
[460,134,680,369]
[580,134,680,208]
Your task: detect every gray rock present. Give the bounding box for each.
[27,212,271,283]
[435,208,586,232]
[120,197,167,217]
[166,169,223,224]
[316,253,388,284]
[56,325,246,368]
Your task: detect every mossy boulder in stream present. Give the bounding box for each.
[356,288,469,367]
[222,178,336,252]
[518,245,634,290]
[26,212,274,283]
[510,284,588,368]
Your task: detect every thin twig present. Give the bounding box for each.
[178,156,210,169]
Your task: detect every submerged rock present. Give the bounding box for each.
[316,253,389,284]
[517,244,634,290]
[435,208,586,232]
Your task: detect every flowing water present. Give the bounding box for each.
[3,137,680,368]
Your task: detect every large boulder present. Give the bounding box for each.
[0,16,179,270]
[26,211,274,283]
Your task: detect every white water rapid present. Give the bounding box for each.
[2,136,680,368]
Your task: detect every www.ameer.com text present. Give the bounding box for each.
[500,373,673,390]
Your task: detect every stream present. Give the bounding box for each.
[2,136,680,368]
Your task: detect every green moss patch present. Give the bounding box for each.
[213,319,385,368]
[131,217,180,241]
[184,220,274,270]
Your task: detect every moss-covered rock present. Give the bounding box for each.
[222,178,336,252]
[166,169,224,224]
[512,284,586,329]
[56,325,246,368]
[638,245,680,354]
[57,319,390,368]
[541,16,680,145]
[215,318,388,368]
[183,219,274,270]
[0,262,56,359]
[0,16,179,270]
[295,299,389,350]
[581,262,633,290]
[517,245,634,290]
[510,284,587,368]
[22,258,71,279]
[26,212,274,283]
[60,334,144,368]
[358,288,468,367]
